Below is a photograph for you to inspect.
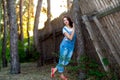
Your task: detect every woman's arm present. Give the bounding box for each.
[64,25,75,40]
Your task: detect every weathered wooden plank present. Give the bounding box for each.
[96,5,120,18]
[104,16,120,53]
[102,17,120,55]
[93,16,120,66]
[39,28,62,41]
[82,15,109,72]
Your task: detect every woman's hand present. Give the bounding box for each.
[73,24,75,32]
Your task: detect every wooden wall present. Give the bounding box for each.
[38,15,65,64]
[80,0,120,76]
[79,0,120,14]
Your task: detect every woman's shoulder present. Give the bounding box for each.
[63,26,71,30]
[63,26,67,28]
[63,26,67,30]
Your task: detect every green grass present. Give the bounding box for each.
[0,62,78,80]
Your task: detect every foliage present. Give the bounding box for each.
[101,49,110,66]
[108,71,119,80]
[102,57,109,66]
[16,0,34,38]
[66,55,110,80]
[0,37,39,65]
[18,38,39,63]
[0,35,10,68]
[18,41,26,62]
[80,55,108,79]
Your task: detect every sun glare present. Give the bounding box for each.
[33,0,67,29]
[51,0,67,19]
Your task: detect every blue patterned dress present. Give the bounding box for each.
[56,26,76,73]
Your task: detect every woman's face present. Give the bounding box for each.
[63,17,69,26]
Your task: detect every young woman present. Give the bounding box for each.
[51,16,76,80]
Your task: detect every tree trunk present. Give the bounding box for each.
[70,0,85,79]
[26,0,30,55]
[0,0,2,27]
[67,0,70,11]
[19,0,24,41]
[33,0,42,51]
[7,0,20,74]
[27,0,31,56]
[33,0,43,66]
[47,0,52,33]
[0,0,2,70]
[2,0,8,67]
[70,0,84,63]
[0,0,2,37]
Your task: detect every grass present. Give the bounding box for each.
[0,62,78,80]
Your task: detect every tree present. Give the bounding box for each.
[0,0,2,70]
[7,0,20,74]
[0,0,2,29]
[67,0,70,11]
[70,0,84,63]
[46,0,52,33]
[19,0,24,41]
[26,0,30,55]
[33,0,43,66]
[70,0,85,79]
[33,0,43,51]
[2,0,8,67]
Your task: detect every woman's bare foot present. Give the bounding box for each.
[60,74,68,80]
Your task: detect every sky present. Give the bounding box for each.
[33,0,68,29]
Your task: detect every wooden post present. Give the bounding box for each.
[93,16,120,66]
[96,5,120,18]
[82,15,109,72]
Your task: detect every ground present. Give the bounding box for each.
[0,63,78,80]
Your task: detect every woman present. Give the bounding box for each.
[51,16,76,80]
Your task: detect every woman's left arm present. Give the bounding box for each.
[63,24,75,40]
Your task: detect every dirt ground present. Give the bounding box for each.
[0,63,78,80]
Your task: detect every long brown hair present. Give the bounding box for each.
[63,16,73,28]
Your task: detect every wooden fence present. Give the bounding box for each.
[80,0,120,75]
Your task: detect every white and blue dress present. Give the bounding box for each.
[56,26,76,73]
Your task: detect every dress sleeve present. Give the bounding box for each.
[62,27,67,34]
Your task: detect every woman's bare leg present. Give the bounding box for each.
[60,73,68,80]
[51,67,57,78]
